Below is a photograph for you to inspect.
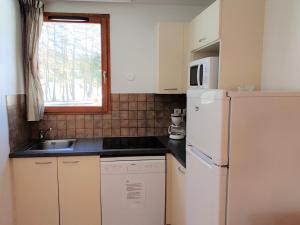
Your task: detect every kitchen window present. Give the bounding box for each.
[39,13,110,113]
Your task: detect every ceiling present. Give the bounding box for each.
[44,0,215,6]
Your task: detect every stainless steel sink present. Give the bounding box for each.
[27,139,76,151]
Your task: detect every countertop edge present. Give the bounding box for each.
[9,137,186,167]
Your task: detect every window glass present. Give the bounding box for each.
[39,22,102,107]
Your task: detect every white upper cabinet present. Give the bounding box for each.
[190,0,220,52]
[188,0,265,90]
[154,22,187,94]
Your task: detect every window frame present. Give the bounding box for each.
[42,12,111,114]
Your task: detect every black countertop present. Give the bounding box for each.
[9,137,186,167]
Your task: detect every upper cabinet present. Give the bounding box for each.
[188,0,266,90]
[154,22,187,94]
[190,0,220,52]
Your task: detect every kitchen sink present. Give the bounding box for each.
[27,139,76,151]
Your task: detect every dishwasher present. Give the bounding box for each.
[100,156,165,225]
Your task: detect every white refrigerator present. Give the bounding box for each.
[186,89,300,225]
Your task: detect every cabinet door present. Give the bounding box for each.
[155,22,185,94]
[166,154,186,225]
[58,156,101,225]
[171,155,186,225]
[13,158,59,225]
[190,0,220,51]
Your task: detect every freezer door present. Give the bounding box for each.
[186,146,228,225]
[187,89,230,165]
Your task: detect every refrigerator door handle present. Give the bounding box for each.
[189,147,214,168]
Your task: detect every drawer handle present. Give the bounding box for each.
[198,37,206,43]
[35,162,52,165]
[178,166,185,175]
[62,161,80,164]
[195,106,200,111]
[164,88,178,91]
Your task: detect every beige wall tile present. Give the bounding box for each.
[138,102,147,111]
[112,128,121,137]
[35,93,186,139]
[138,94,147,101]
[67,120,75,129]
[57,115,67,120]
[128,94,138,101]
[103,128,112,137]
[103,119,112,129]
[112,119,120,128]
[76,129,85,138]
[76,120,84,129]
[85,129,93,138]
[129,128,138,136]
[120,111,129,119]
[57,121,67,130]
[120,94,129,102]
[129,111,138,120]
[111,94,119,102]
[120,102,129,111]
[67,129,76,138]
[85,119,94,129]
[94,129,102,137]
[94,120,102,129]
[121,128,129,136]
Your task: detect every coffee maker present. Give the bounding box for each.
[168,109,186,140]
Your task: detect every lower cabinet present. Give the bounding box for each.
[58,156,101,225]
[166,154,186,225]
[12,156,101,225]
[13,157,60,225]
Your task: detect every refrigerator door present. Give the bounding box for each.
[187,89,230,165]
[227,92,300,225]
[186,145,228,225]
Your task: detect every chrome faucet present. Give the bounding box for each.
[39,128,52,141]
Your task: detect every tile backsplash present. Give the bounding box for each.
[6,94,32,150]
[32,94,186,139]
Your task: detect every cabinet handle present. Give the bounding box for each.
[177,166,185,175]
[62,161,80,164]
[198,37,206,43]
[195,106,200,111]
[164,88,178,91]
[35,162,52,165]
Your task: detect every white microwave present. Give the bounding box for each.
[188,57,219,89]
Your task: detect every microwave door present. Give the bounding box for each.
[190,65,199,87]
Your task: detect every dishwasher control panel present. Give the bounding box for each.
[101,160,165,174]
[101,156,165,174]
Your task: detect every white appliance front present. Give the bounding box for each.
[100,156,165,225]
[188,57,219,90]
[187,89,230,165]
[186,146,228,225]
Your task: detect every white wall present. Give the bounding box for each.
[45,2,204,93]
[261,0,300,90]
[0,0,24,224]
